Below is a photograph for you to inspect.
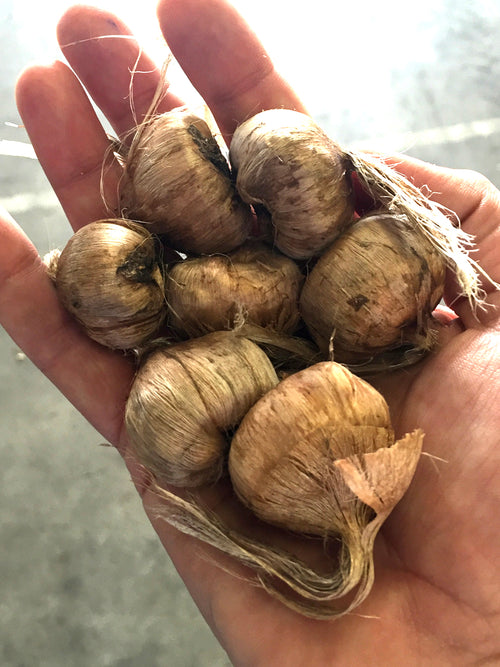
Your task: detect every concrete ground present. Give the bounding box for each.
[1,1,499,665]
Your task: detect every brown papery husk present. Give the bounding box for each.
[229,363,399,534]
[300,211,446,366]
[120,107,253,255]
[124,331,279,487]
[52,219,166,350]
[229,109,355,260]
[142,362,423,619]
[166,241,304,338]
[232,321,322,374]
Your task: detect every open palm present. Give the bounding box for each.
[1,1,499,664]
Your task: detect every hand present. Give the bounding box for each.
[3,0,499,663]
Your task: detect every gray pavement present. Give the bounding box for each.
[1,1,500,665]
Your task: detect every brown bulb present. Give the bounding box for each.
[52,219,166,350]
[120,108,252,254]
[229,361,423,536]
[228,361,422,613]
[125,331,279,487]
[229,109,354,259]
[166,242,304,337]
[300,211,446,365]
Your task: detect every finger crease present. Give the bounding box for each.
[209,61,276,112]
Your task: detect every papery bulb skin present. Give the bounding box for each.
[300,212,446,364]
[125,331,279,487]
[229,361,395,536]
[229,109,354,260]
[54,219,166,350]
[166,242,304,338]
[121,109,252,254]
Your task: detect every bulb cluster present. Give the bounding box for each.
[47,107,483,618]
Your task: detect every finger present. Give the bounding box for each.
[0,208,134,446]
[16,61,122,230]
[384,153,500,224]
[57,5,183,139]
[157,0,306,142]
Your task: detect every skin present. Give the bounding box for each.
[1,0,499,663]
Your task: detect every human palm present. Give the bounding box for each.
[2,1,499,664]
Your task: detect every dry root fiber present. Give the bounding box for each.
[346,148,497,309]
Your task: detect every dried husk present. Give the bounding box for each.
[229,109,354,260]
[166,242,304,338]
[232,322,322,374]
[229,362,409,534]
[144,362,422,618]
[52,219,166,350]
[300,211,446,366]
[120,108,252,254]
[125,331,279,487]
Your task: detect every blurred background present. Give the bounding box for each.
[1,0,499,665]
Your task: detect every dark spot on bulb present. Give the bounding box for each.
[347,294,369,311]
[117,245,158,284]
[187,124,231,179]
